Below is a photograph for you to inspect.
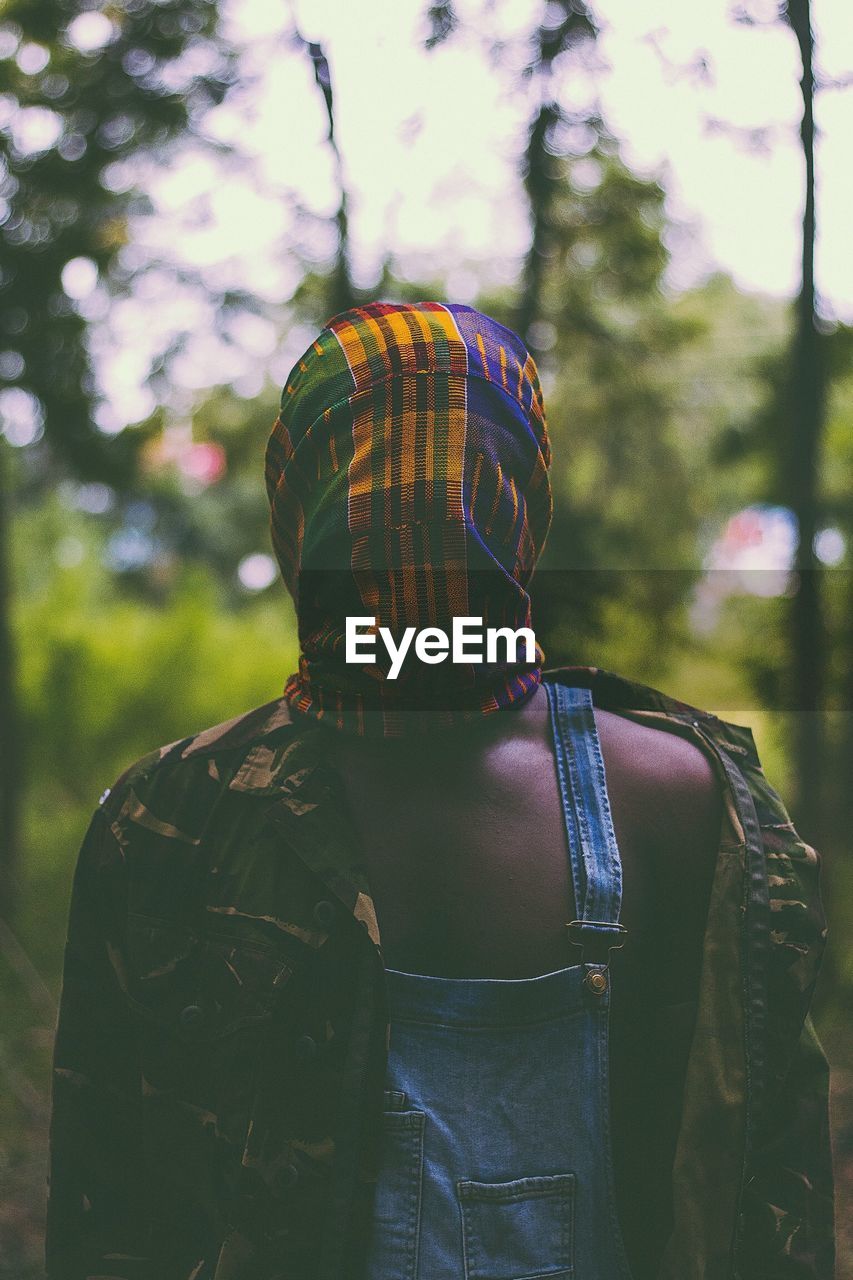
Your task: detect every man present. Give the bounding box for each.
[47,302,834,1278]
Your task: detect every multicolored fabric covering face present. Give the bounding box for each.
[265,301,552,735]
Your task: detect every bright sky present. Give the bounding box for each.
[73,0,853,427]
[231,0,853,303]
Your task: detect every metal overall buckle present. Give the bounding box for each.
[565,920,628,996]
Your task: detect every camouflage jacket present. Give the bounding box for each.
[46,666,835,1280]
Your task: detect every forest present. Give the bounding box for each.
[0,0,850,1273]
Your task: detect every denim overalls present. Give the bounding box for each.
[364,681,634,1279]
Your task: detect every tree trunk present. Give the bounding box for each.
[835,613,853,890]
[0,440,21,917]
[785,0,825,845]
[301,37,356,315]
[517,103,558,346]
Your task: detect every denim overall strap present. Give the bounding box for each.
[544,680,627,969]
[366,678,636,1280]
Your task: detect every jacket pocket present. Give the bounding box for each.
[458,1173,575,1280]
[122,914,291,1042]
[364,1107,425,1280]
[119,915,295,1198]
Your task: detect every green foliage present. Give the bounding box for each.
[0,2,851,1270]
[430,0,705,666]
[138,380,282,591]
[0,0,235,480]
[512,144,698,665]
[668,274,790,518]
[16,522,296,812]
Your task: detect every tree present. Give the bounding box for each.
[0,0,234,911]
[783,0,825,841]
[724,0,830,840]
[295,34,357,317]
[515,1,598,342]
[425,1,697,673]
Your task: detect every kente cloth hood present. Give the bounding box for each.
[265,300,552,735]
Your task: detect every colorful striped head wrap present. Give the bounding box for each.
[266,301,552,735]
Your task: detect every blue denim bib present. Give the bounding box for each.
[364,681,633,1279]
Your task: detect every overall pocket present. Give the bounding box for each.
[458,1172,575,1280]
[364,1093,425,1280]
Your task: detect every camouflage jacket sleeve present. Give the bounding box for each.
[735,745,835,1279]
[46,799,161,1279]
[741,1012,834,1278]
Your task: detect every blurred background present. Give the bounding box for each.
[0,0,851,1273]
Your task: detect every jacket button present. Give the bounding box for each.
[312,899,337,930]
[178,1004,206,1035]
[275,1162,300,1192]
[295,1033,317,1061]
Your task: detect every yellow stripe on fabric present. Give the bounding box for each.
[331,315,376,393]
[524,353,545,424]
[375,310,425,525]
[470,450,483,521]
[428,304,470,373]
[327,324,376,533]
[408,304,441,354]
[383,378,393,527]
[476,332,490,379]
[440,524,470,617]
[356,313,398,531]
[485,462,503,537]
[383,308,419,365]
[399,375,417,514]
[518,508,533,572]
[446,376,468,521]
[401,308,436,522]
[361,309,396,386]
[424,372,435,507]
[433,304,468,524]
[400,525,419,626]
[346,390,378,532]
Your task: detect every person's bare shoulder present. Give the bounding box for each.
[594,707,723,962]
[595,706,722,825]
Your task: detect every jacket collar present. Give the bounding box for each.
[175,666,757,949]
[199,703,382,945]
